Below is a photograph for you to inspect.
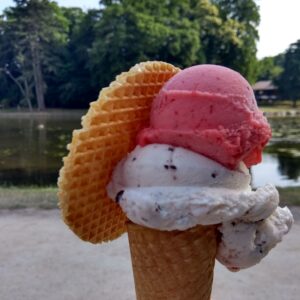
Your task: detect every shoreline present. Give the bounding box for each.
[0,107,300,117]
[0,109,86,119]
[0,185,299,209]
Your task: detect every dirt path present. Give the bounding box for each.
[1,208,299,300]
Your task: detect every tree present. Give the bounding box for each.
[203,0,260,82]
[47,8,100,108]
[0,14,31,108]
[0,64,34,110]
[276,40,300,107]
[0,0,262,108]
[89,0,201,88]
[256,55,283,81]
[2,0,68,110]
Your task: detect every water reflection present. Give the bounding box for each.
[0,111,83,186]
[252,153,300,188]
[1,112,300,187]
[278,154,300,180]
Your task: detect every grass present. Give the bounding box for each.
[262,107,298,113]
[0,108,86,119]
[0,186,58,209]
[277,187,300,206]
[258,100,300,116]
[259,100,299,110]
[0,186,299,210]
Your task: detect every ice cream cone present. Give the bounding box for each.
[127,222,218,300]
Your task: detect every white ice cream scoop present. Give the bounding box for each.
[107,144,293,271]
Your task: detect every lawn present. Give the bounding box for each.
[0,186,299,210]
[0,187,58,209]
[260,101,300,117]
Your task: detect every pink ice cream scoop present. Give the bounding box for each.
[137,64,271,169]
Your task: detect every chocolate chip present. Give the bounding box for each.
[164,165,169,170]
[155,203,162,212]
[141,217,148,222]
[168,147,174,152]
[115,190,124,203]
[231,221,236,226]
[132,157,136,161]
[170,165,177,170]
[211,172,217,178]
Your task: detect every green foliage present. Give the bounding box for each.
[276,40,300,106]
[0,0,69,109]
[0,0,262,108]
[46,8,100,108]
[89,0,201,88]
[0,186,58,209]
[0,11,24,106]
[207,0,260,82]
[277,187,300,206]
[256,56,283,81]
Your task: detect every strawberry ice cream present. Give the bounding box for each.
[137,65,271,169]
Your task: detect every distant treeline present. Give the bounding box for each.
[0,0,299,110]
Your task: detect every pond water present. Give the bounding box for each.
[1,111,300,187]
[252,153,300,187]
[0,111,83,186]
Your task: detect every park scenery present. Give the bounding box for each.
[0,1,300,300]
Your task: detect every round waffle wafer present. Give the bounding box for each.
[58,61,180,243]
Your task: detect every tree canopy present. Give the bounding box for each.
[0,0,69,110]
[89,0,202,88]
[201,0,260,82]
[276,40,300,106]
[0,0,262,109]
[256,56,283,81]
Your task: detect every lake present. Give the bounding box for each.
[0,111,83,186]
[1,111,300,187]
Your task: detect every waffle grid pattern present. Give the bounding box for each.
[127,222,217,300]
[58,61,180,243]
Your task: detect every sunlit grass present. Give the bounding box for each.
[0,108,86,118]
[278,187,300,206]
[0,186,299,209]
[267,117,300,142]
[260,101,300,115]
[0,186,58,209]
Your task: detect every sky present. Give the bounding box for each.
[256,0,300,58]
[0,0,300,59]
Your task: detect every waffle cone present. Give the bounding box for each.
[127,222,218,300]
[58,61,180,243]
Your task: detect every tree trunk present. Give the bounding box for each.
[24,78,33,111]
[1,67,33,111]
[31,41,45,111]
